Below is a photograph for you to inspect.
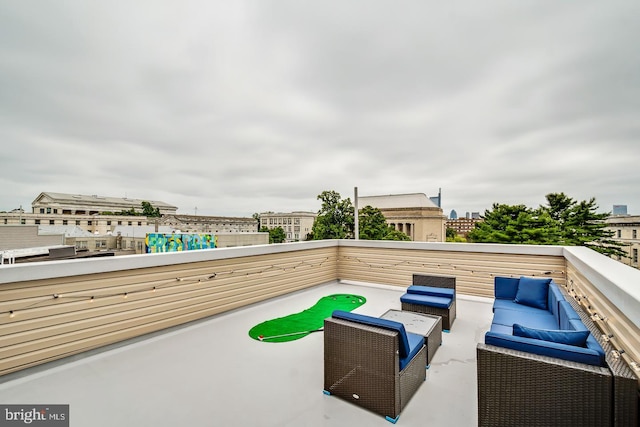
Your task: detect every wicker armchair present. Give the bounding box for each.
[323,315,427,423]
[401,274,457,330]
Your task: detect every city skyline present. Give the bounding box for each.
[1,2,639,217]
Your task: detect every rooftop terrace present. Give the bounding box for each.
[0,240,638,425]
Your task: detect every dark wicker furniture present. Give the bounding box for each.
[477,280,638,427]
[380,309,442,366]
[401,274,456,331]
[323,316,426,423]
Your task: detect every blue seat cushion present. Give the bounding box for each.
[492,308,558,330]
[400,293,452,309]
[331,310,424,370]
[402,332,426,370]
[407,285,455,299]
[493,299,550,314]
[547,282,565,317]
[485,331,605,366]
[558,300,581,329]
[514,276,552,310]
[513,324,590,347]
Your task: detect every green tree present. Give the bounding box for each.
[310,191,355,240]
[468,204,551,244]
[358,205,389,240]
[359,205,410,241]
[446,227,456,240]
[547,196,626,257]
[382,228,412,241]
[469,193,627,258]
[141,201,161,218]
[260,226,287,243]
[310,191,410,241]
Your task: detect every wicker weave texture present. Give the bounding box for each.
[562,293,639,426]
[477,343,613,427]
[323,317,426,420]
[401,301,455,331]
[409,274,457,330]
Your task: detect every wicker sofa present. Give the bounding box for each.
[477,276,638,427]
[323,310,426,423]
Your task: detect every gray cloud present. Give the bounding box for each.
[1,1,639,217]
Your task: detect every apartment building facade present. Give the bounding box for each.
[446,217,483,237]
[160,214,258,234]
[605,214,640,269]
[259,211,317,242]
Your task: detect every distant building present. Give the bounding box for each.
[1,211,151,235]
[160,214,258,234]
[446,217,483,237]
[612,205,628,216]
[358,193,446,242]
[31,192,178,215]
[605,215,639,269]
[450,209,458,220]
[259,212,317,242]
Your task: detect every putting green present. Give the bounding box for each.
[248,294,366,343]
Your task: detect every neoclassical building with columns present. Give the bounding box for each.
[357,193,446,242]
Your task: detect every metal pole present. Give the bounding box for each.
[354,186,359,240]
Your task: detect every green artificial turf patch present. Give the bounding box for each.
[248,294,366,343]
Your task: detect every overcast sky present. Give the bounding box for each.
[1,1,639,217]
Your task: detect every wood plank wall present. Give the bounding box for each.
[337,245,566,297]
[2,241,638,384]
[566,261,640,373]
[0,247,336,376]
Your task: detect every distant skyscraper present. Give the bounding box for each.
[450,209,458,220]
[613,205,628,216]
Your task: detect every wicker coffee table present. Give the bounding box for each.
[380,309,442,366]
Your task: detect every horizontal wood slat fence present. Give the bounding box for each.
[1,240,638,385]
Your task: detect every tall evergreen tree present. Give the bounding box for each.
[470,193,627,258]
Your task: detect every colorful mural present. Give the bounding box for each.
[145,233,216,253]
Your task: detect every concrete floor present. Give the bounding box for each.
[0,281,494,427]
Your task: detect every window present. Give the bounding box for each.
[40,208,45,214]
[76,220,81,226]
[46,208,51,214]
[107,221,112,226]
[35,219,40,225]
[76,241,88,249]
[617,230,622,238]
[49,220,55,225]
[633,230,637,239]
[118,221,122,225]
[128,221,132,226]
[54,209,58,214]
[3,219,6,224]
[63,220,68,225]
[633,248,638,264]
[96,240,107,248]
[21,219,25,225]
[138,222,142,226]
[88,221,92,226]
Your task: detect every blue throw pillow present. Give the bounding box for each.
[514,276,551,310]
[513,323,590,347]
